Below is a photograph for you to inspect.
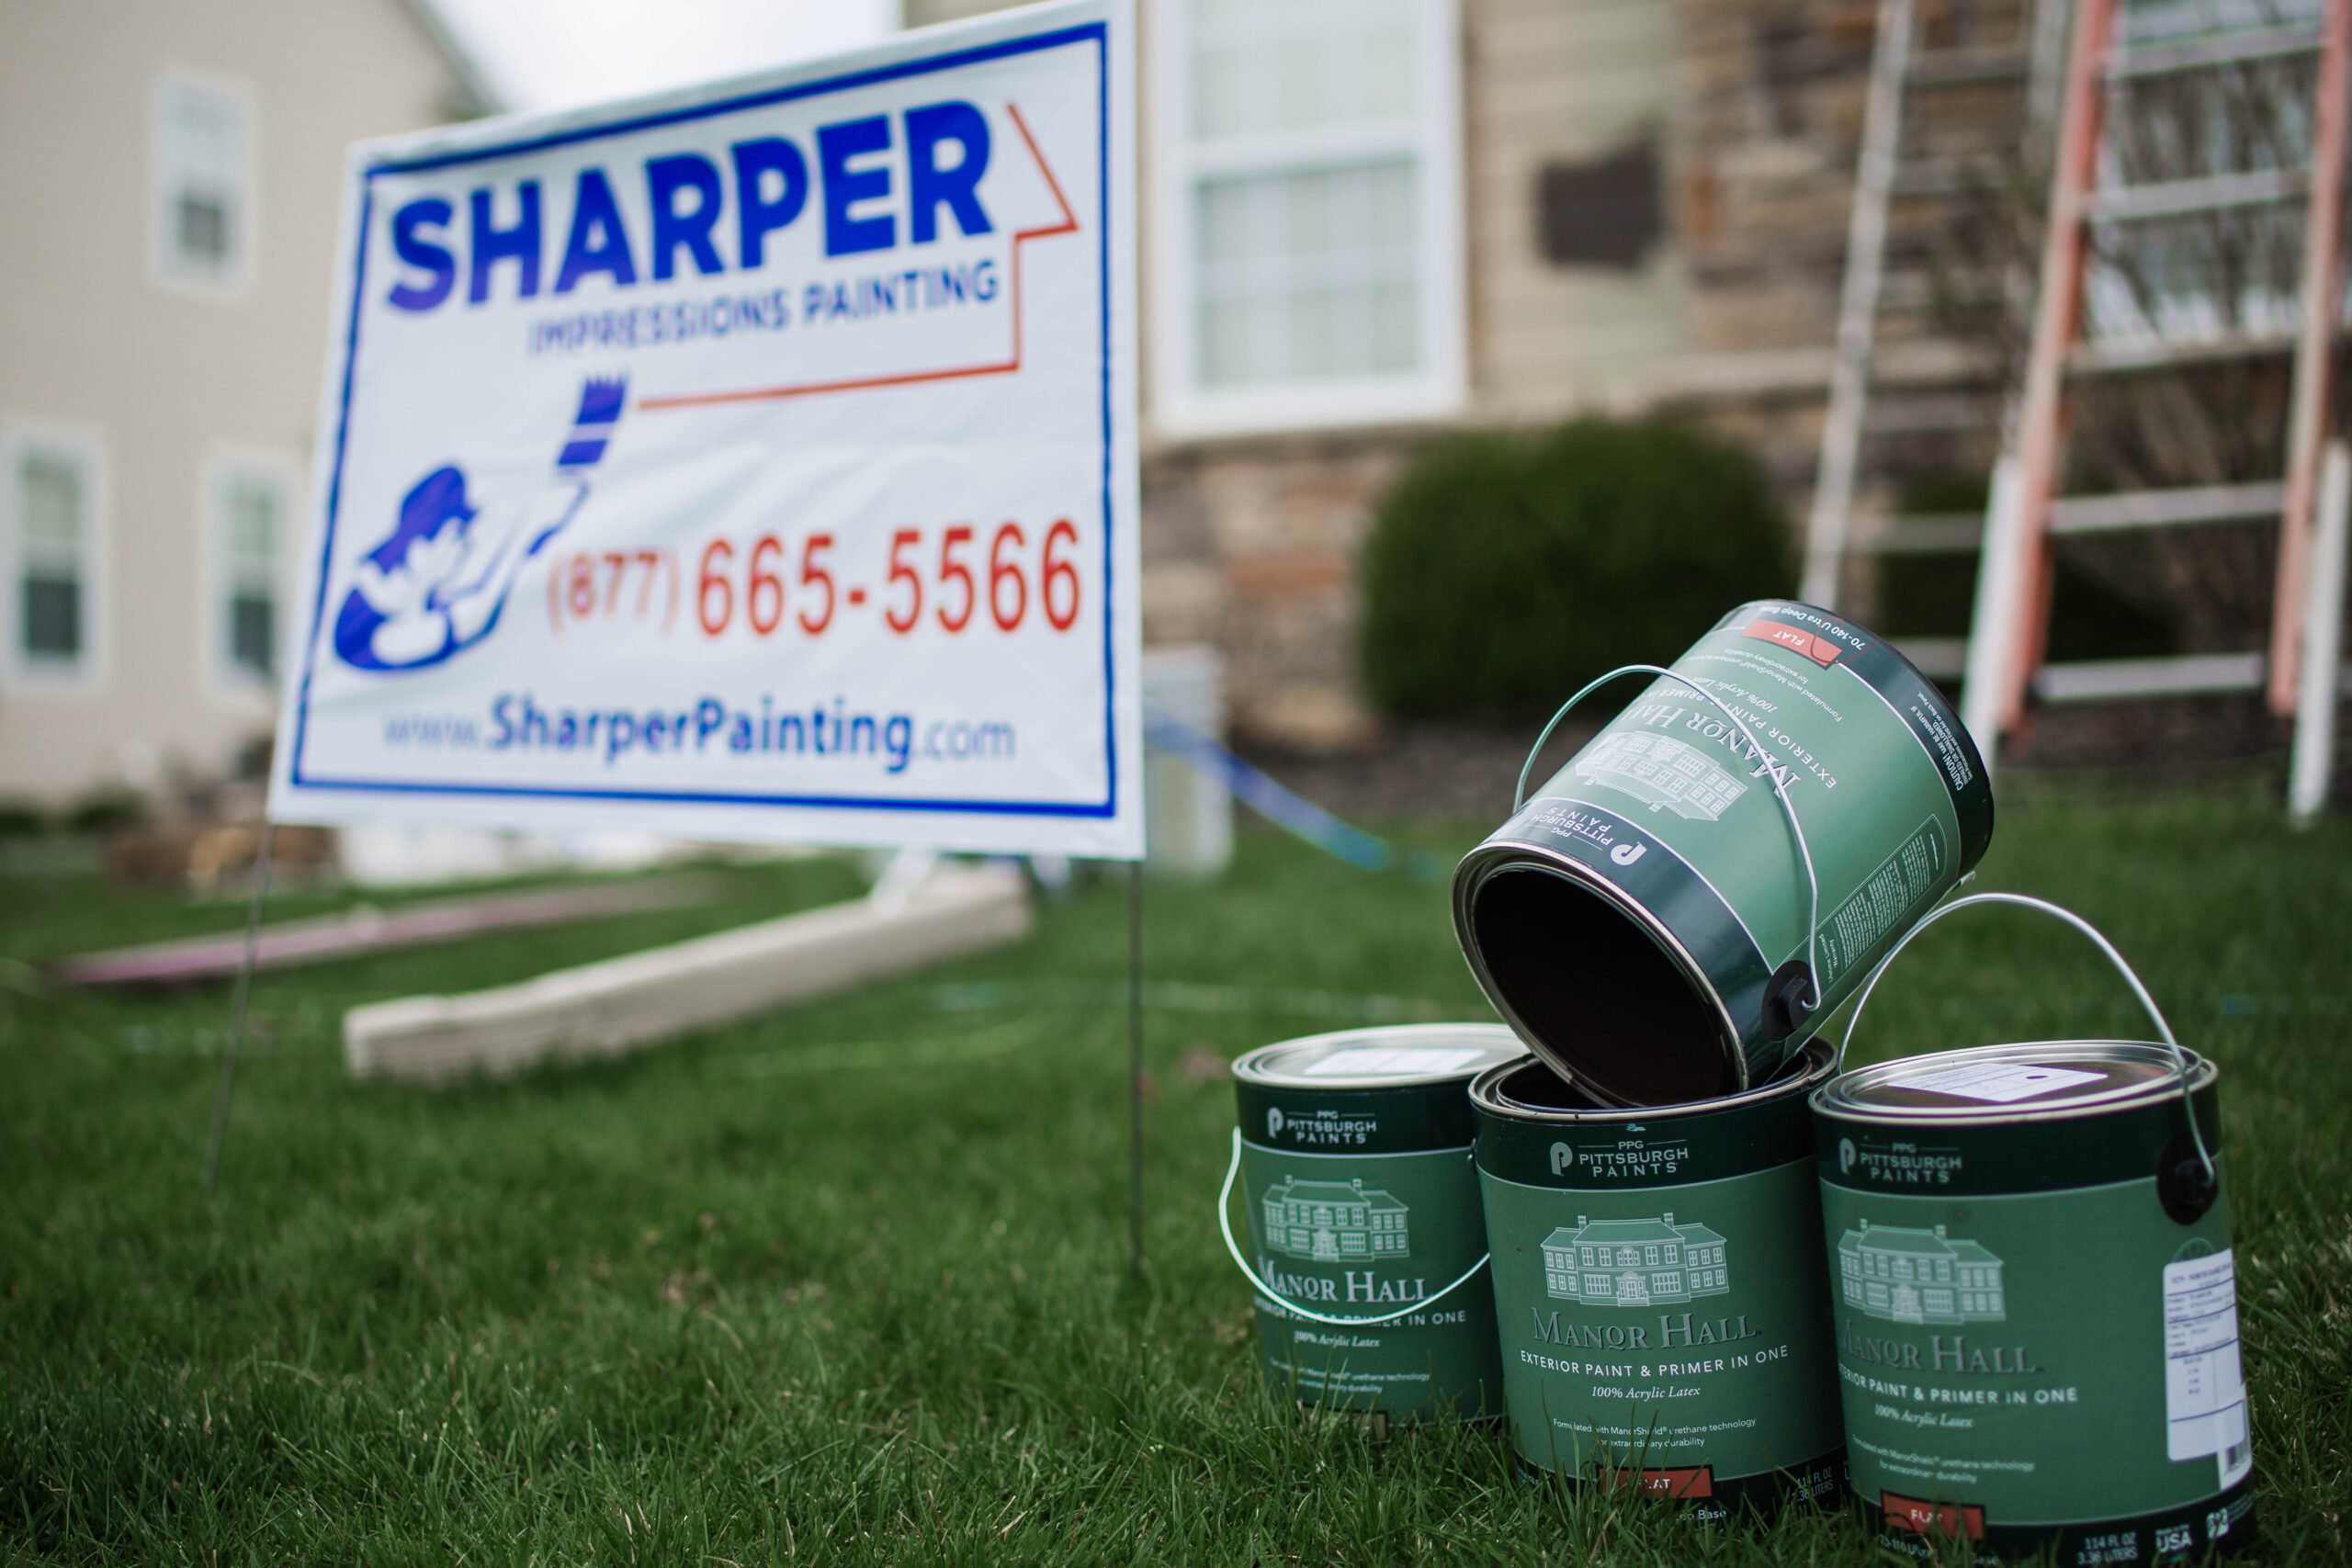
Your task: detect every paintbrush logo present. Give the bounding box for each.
[556,376,628,470]
[333,375,627,672]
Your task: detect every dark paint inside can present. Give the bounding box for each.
[1468,867,1732,1104]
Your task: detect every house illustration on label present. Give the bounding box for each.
[1838,1220,2006,1325]
[1574,732,1749,821]
[1260,1177,1409,1262]
[1540,1213,1728,1306]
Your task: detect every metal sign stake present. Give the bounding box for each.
[203,820,277,1192]
[1127,859,1144,1280]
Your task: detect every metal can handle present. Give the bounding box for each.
[1514,663,1824,1022]
[1834,891,2218,1190]
[1217,1130,1489,1328]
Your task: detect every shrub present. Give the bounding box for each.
[64,787,146,836]
[1360,416,1794,722]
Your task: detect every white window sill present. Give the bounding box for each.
[1148,375,1464,446]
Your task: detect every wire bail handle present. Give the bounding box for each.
[1835,891,2220,1197]
[1514,663,1824,1027]
[1217,1130,1489,1329]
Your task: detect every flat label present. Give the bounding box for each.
[1479,1157,1844,1500]
[2163,1249,2251,1485]
[1238,1143,1499,1420]
[1821,1170,2248,1528]
[1881,1063,2106,1104]
[270,1,1142,857]
[1302,1046,1496,1078]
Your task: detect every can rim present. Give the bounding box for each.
[1811,1040,2219,1122]
[1451,842,1746,1104]
[1230,1022,1528,1091]
[1468,1036,1835,1124]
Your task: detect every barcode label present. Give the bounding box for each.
[2163,1249,2252,1486]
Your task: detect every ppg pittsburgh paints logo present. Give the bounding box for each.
[1840,1138,1858,1174]
[1266,1108,1283,1138]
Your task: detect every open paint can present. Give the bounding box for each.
[1471,1041,1847,1517]
[1453,601,1993,1106]
[1814,892,2254,1562]
[1223,1024,1526,1427]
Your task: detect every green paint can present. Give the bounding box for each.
[1814,893,2254,1562]
[1470,1041,1848,1517]
[1223,1025,1527,1427]
[1453,601,1994,1106]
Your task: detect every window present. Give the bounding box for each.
[205,449,299,691]
[1148,0,1464,437]
[3,423,107,687]
[152,68,255,295]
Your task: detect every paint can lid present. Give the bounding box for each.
[1233,1023,1527,1090]
[1814,1040,2217,1122]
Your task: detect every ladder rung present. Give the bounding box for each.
[1861,395,1998,435]
[1893,637,1969,678]
[2067,330,2298,373]
[2086,168,2305,222]
[2104,22,2324,81]
[1863,514,1986,553]
[1906,46,2030,85]
[2034,653,2262,701]
[1876,272,2007,310]
[1891,157,2000,197]
[2047,481,2285,534]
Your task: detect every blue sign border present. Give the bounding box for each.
[288,22,1120,822]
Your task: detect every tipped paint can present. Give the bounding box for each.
[1470,1042,1848,1516]
[1814,894,2255,1561]
[1223,1025,1526,1427]
[1453,600,1993,1107]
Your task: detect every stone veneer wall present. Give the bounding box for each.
[1141,433,1419,750]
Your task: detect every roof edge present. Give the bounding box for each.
[393,0,507,119]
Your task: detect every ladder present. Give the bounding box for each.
[1802,0,2044,676]
[1961,0,2352,773]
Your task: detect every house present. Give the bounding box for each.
[901,0,1998,749]
[5,0,1973,802]
[1541,1211,1729,1306]
[1837,1218,2007,1325]
[0,0,492,807]
[1260,1175,1410,1261]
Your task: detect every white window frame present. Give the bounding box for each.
[199,445,304,702]
[1,419,111,694]
[149,64,259,299]
[1147,0,1466,441]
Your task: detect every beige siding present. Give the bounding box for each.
[0,0,465,803]
[1466,0,1685,421]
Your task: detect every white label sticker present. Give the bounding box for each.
[1304,1046,1493,1078]
[2164,1249,2253,1487]
[1883,1063,2107,1103]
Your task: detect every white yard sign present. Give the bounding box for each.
[270,1,1140,857]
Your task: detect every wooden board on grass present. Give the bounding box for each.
[343,862,1031,1082]
[49,874,721,988]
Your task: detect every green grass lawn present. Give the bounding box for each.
[3,789,2348,1564]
